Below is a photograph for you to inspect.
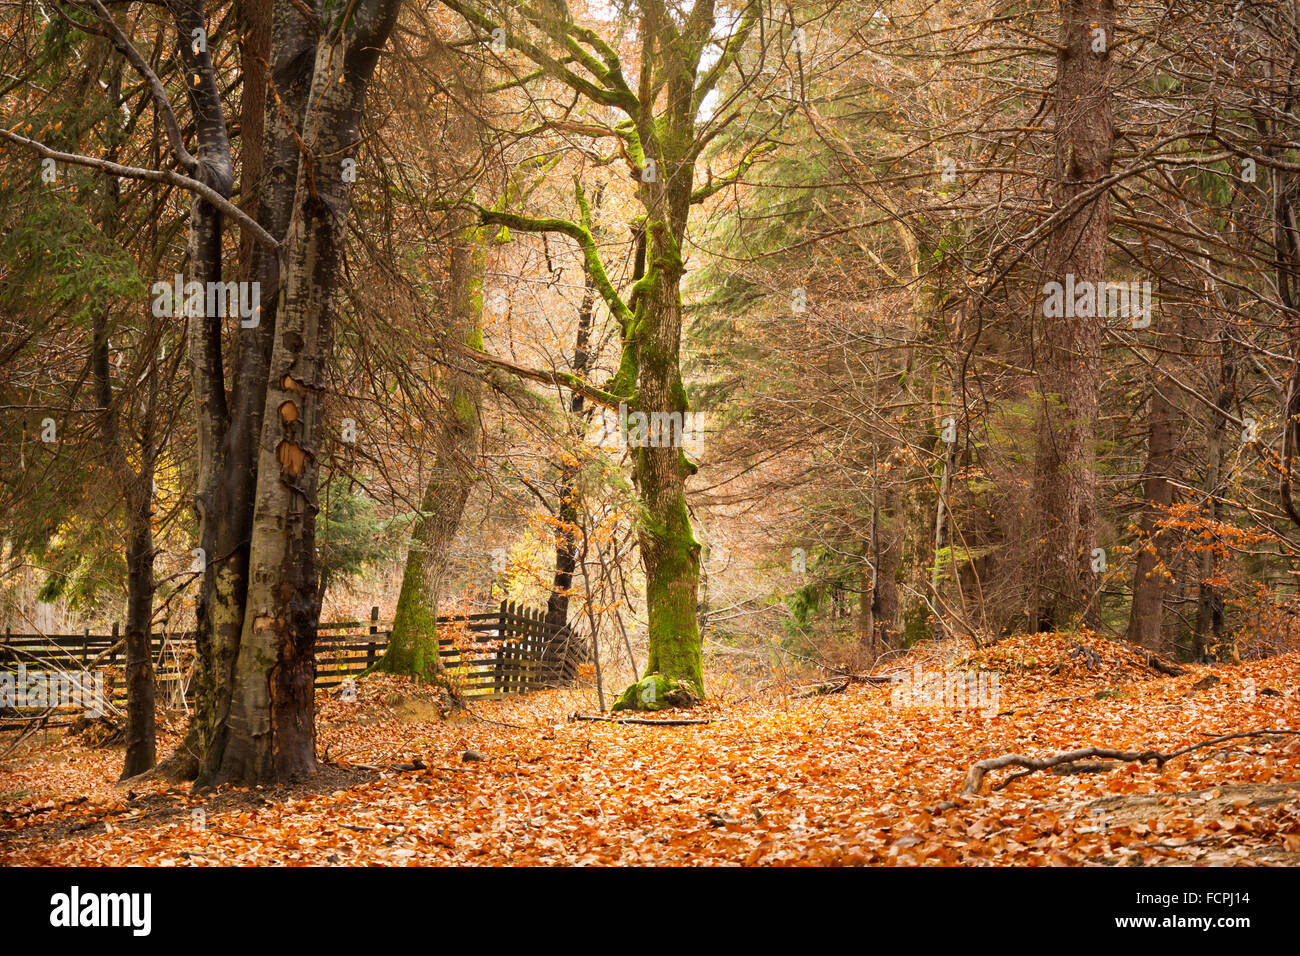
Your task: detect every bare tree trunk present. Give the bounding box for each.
[120,475,157,777]
[873,488,900,650]
[546,224,601,633]
[94,294,157,780]
[858,540,874,659]
[931,430,954,638]
[94,62,155,778]
[216,0,403,784]
[167,0,308,782]
[1030,0,1114,630]
[1125,268,1185,651]
[1125,372,1175,651]
[1194,332,1234,661]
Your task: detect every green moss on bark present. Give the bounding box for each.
[372,558,440,680]
[611,673,701,712]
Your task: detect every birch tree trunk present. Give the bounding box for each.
[216,0,403,784]
[191,0,307,781]
[164,0,312,782]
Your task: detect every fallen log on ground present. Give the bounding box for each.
[962,729,1300,795]
[570,713,719,727]
[1136,648,1187,677]
[793,680,849,698]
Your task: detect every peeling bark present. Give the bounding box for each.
[217,0,403,784]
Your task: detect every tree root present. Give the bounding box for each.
[961,729,1300,795]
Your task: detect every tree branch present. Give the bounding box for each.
[469,199,634,329]
[71,0,198,172]
[457,344,628,411]
[962,729,1300,795]
[0,127,279,251]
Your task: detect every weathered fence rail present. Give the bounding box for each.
[1,601,584,717]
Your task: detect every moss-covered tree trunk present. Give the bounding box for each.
[443,0,762,711]
[378,220,485,680]
[611,5,709,710]
[629,253,703,695]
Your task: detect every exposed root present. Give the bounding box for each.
[962,728,1300,794]
[610,674,702,712]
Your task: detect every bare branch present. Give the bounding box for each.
[0,127,278,251]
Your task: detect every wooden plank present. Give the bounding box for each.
[2,607,568,701]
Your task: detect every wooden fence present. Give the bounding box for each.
[316,601,585,698]
[1,601,584,717]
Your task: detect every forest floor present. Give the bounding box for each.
[2,632,1299,865]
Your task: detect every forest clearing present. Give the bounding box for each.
[0,0,1298,915]
[4,631,1299,866]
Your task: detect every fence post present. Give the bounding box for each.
[495,600,508,696]
[502,600,511,696]
[367,605,379,667]
[513,603,523,695]
[526,606,538,691]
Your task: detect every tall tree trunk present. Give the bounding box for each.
[1125,369,1175,651]
[1029,0,1114,630]
[546,231,600,633]
[94,293,157,780]
[873,488,900,649]
[154,0,235,780]
[858,539,874,658]
[615,5,708,702]
[931,427,954,638]
[216,0,403,784]
[167,0,308,782]
[95,61,156,778]
[1194,331,1234,661]
[1125,269,1183,651]
[632,253,702,692]
[120,475,157,777]
[379,218,485,680]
